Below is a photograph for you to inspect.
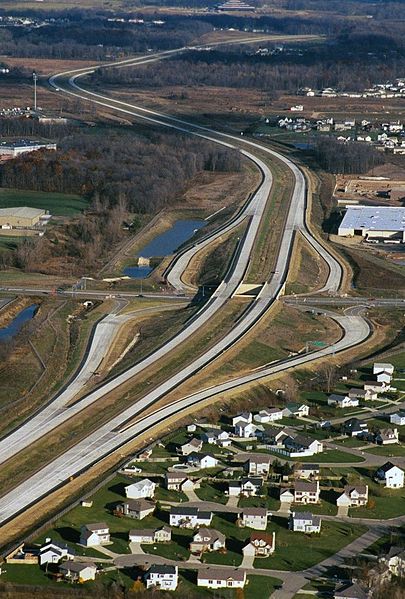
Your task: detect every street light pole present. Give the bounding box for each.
[33,72,38,112]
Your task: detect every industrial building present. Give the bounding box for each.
[0,139,56,160]
[0,206,48,229]
[338,206,405,242]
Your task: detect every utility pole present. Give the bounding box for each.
[33,72,38,112]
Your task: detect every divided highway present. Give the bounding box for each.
[0,43,370,525]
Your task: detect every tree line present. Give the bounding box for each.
[314,137,384,174]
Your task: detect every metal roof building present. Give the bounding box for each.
[338,206,405,242]
[0,139,56,158]
[0,206,46,228]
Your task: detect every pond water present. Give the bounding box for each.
[124,219,205,278]
[0,304,38,342]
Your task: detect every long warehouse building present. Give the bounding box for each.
[0,206,47,228]
[338,206,405,242]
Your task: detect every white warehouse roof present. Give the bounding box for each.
[339,206,405,233]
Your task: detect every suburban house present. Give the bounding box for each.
[328,394,359,408]
[39,540,74,566]
[284,434,323,454]
[202,430,231,447]
[169,506,212,528]
[190,528,226,553]
[80,523,110,547]
[115,498,155,520]
[254,408,282,423]
[186,453,218,469]
[280,488,295,503]
[383,546,405,576]
[375,462,405,488]
[59,561,97,583]
[244,455,272,477]
[364,380,385,394]
[284,402,310,418]
[263,427,289,447]
[290,511,321,533]
[228,477,263,497]
[294,464,320,480]
[242,531,276,557]
[342,418,368,438]
[197,567,247,589]
[125,479,156,500]
[376,371,392,386]
[165,472,195,492]
[348,388,377,401]
[373,363,394,376]
[129,527,171,544]
[390,411,405,426]
[334,582,369,599]
[294,481,320,504]
[232,412,252,426]
[239,508,268,530]
[179,438,203,456]
[336,485,369,508]
[234,421,257,438]
[145,565,178,591]
[375,428,399,445]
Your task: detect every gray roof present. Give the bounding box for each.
[198,567,246,582]
[147,564,177,575]
[60,561,96,574]
[82,522,109,532]
[295,481,318,492]
[334,582,368,599]
[340,206,405,233]
[291,511,321,526]
[0,206,46,219]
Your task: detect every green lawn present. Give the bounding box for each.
[254,519,367,571]
[195,482,228,505]
[35,474,168,555]
[245,575,283,598]
[238,491,280,512]
[0,564,57,586]
[142,529,191,561]
[349,491,405,519]
[0,188,88,216]
[335,437,367,448]
[155,486,187,503]
[271,449,364,463]
[363,444,405,457]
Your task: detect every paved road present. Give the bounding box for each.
[0,45,369,525]
[285,296,405,308]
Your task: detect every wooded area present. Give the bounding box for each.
[314,137,384,174]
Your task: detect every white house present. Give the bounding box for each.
[125,479,156,500]
[375,462,405,489]
[169,506,212,528]
[328,394,359,408]
[294,481,320,504]
[234,421,257,438]
[254,407,284,423]
[336,485,368,507]
[348,388,378,401]
[80,523,110,547]
[145,565,178,591]
[59,561,97,583]
[284,402,310,418]
[290,511,321,533]
[375,428,399,445]
[390,411,405,426]
[284,435,323,455]
[197,567,247,589]
[190,528,226,553]
[280,488,294,503]
[242,531,275,557]
[129,526,171,544]
[376,372,392,386]
[39,540,74,566]
[186,453,218,469]
[373,363,394,376]
[179,438,203,456]
[239,508,268,530]
[165,472,195,492]
[232,412,252,426]
[228,477,263,497]
[364,380,385,394]
[244,455,272,477]
[294,464,320,480]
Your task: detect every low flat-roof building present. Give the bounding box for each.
[0,139,56,159]
[338,206,405,242]
[0,206,47,229]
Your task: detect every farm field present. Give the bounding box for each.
[0,189,88,216]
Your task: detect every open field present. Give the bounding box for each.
[0,189,88,217]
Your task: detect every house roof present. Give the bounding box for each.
[193,528,225,544]
[344,485,368,496]
[291,511,321,526]
[329,394,347,402]
[40,541,74,555]
[147,564,177,575]
[295,463,320,471]
[241,507,267,517]
[83,522,109,532]
[291,434,317,448]
[126,478,154,490]
[364,380,384,387]
[378,461,403,474]
[250,531,275,546]
[60,561,96,574]
[295,481,318,492]
[374,362,394,370]
[246,455,271,464]
[334,582,368,599]
[241,477,263,487]
[197,567,246,582]
[124,498,155,511]
[129,529,155,538]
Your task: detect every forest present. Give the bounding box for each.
[314,137,384,174]
[0,130,241,274]
[94,33,405,93]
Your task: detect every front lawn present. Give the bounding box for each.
[142,529,191,561]
[195,481,228,505]
[245,575,284,598]
[254,519,367,571]
[155,486,187,503]
[349,492,405,519]
[363,444,405,457]
[290,450,364,463]
[238,491,280,512]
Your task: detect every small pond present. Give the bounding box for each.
[0,304,38,342]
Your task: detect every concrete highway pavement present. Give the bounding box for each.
[285,295,405,308]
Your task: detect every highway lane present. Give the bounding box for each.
[285,295,405,307]
[0,307,369,524]
[0,45,366,522]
